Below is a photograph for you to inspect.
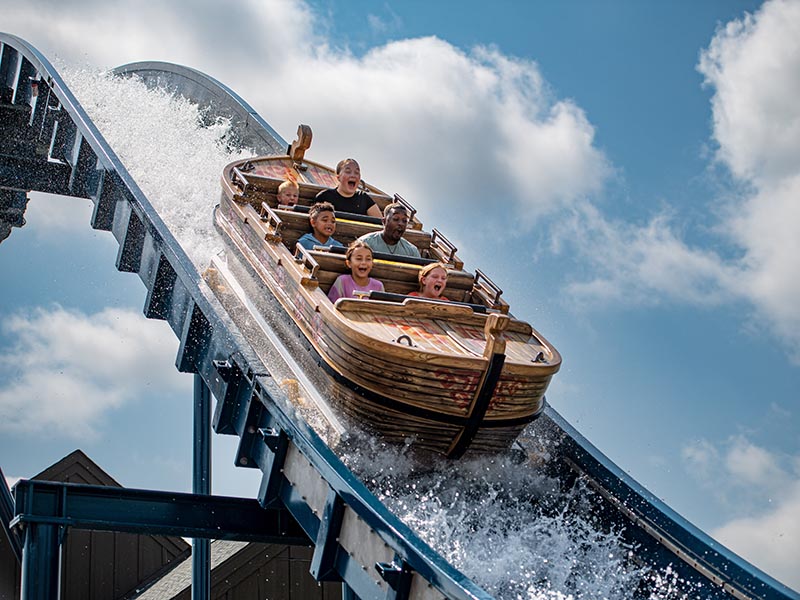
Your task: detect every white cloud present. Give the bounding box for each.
[697,0,800,360]
[725,436,794,494]
[713,480,800,591]
[367,6,402,35]
[681,438,720,479]
[558,205,739,308]
[0,305,190,439]
[5,0,609,237]
[682,435,800,590]
[682,435,797,510]
[698,0,800,185]
[556,0,800,362]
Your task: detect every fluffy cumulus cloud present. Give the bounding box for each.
[698,0,800,185]
[696,0,800,361]
[4,0,608,236]
[0,306,189,439]
[559,0,800,362]
[682,435,800,589]
[713,482,800,591]
[556,205,739,308]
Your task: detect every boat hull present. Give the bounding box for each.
[214,156,561,457]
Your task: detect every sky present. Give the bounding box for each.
[1,0,799,591]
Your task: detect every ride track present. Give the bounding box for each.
[0,33,797,600]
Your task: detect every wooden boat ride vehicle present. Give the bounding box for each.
[214,125,561,458]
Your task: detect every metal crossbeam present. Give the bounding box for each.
[12,480,310,545]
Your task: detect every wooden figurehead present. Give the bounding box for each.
[288,124,313,170]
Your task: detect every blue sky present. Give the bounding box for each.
[2,0,799,591]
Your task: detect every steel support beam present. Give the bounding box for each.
[12,479,310,544]
[192,374,211,600]
[20,522,61,600]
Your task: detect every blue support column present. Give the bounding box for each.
[20,523,61,600]
[192,374,211,600]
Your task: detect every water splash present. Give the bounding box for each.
[61,63,252,268]
[337,427,657,599]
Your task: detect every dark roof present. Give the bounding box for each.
[33,449,122,487]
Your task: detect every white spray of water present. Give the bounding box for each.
[61,67,701,600]
[61,65,252,267]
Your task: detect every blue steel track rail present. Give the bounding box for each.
[1,33,798,600]
[0,33,492,600]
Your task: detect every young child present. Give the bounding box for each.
[327,241,384,303]
[408,262,449,300]
[276,180,300,207]
[297,202,344,250]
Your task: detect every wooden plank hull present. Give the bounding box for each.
[215,155,561,457]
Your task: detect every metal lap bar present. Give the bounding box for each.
[230,166,250,191]
[430,228,457,264]
[260,200,285,238]
[473,268,503,306]
[393,193,417,224]
[293,243,320,283]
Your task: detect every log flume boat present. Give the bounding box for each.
[213,125,561,458]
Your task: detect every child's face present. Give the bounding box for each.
[277,186,299,206]
[420,267,447,298]
[336,161,361,197]
[310,211,336,240]
[346,247,373,281]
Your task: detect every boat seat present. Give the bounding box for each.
[322,245,438,266]
[259,203,463,270]
[289,204,383,225]
[302,247,476,303]
[231,169,403,220]
[267,206,434,256]
[367,291,488,314]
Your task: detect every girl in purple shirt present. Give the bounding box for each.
[328,241,384,303]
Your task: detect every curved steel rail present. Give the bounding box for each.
[0,33,493,600]
[1,33,797,600]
